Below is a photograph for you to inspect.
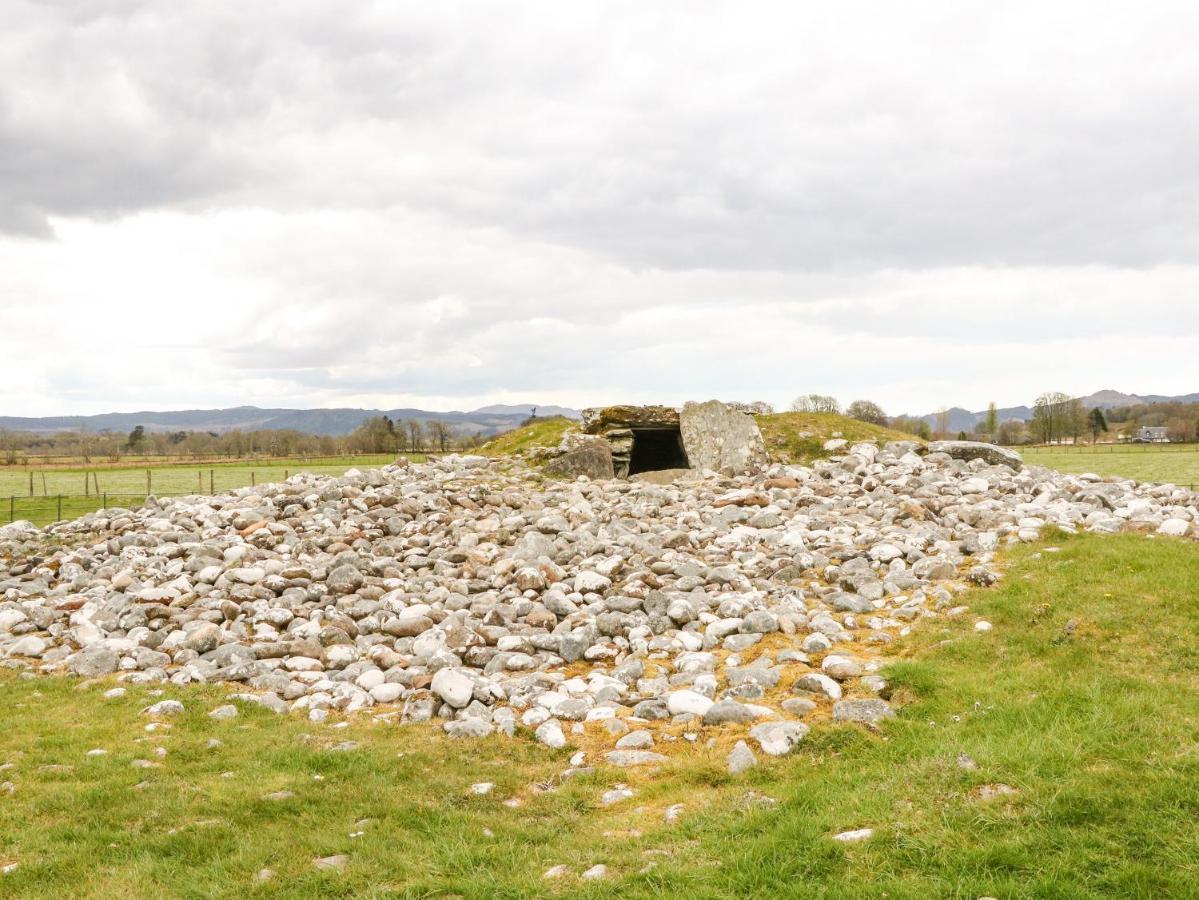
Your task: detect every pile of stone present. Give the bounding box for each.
[1,436,1195,767]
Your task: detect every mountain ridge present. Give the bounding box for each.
[907,390,1199,432]
[0,405,582,437]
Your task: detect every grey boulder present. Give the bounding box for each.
[926,440,1023,471]
[680,400,768,475]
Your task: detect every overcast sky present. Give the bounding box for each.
[3,1,1198,418]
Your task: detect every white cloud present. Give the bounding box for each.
[1,1,1197,418]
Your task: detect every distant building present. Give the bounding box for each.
[1131,426,1169,443]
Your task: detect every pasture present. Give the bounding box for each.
[0,455,417,526]
[1025,444,1199,488]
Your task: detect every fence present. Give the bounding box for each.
[3,462,421,525]
[1024,444,1199,455]
[3,466,338,500]
[6,494,156,525]
[0,450,446,470]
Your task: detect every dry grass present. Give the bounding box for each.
[755,412,917,464]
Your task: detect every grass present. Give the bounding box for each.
[0,455,424,527]
[755,412,918,464]
[479,417,575,457]
[1026,444,1199,488]
[2,531,1196,896]
[479,412,917,468]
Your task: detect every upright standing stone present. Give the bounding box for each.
[680,400,768,475]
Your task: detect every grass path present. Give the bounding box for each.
[1,532,1197,897]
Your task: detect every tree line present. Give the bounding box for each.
[0,416,485,465]
[786,393,1199,446]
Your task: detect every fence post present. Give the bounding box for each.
[57,494,62,521]
[210,469,214,493]
[29,472,33,496]
[146,470,151,495]
[251,471,256,487]
[8,496,12,524]
[84,472,89,497]
[198,471,202,493]
[102,492,107,510]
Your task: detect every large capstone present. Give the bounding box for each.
[581,405,680,433]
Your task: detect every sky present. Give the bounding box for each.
[2,0,1198,418]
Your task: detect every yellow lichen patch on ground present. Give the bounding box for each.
[541,620,902,770]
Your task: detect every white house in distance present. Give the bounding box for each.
[1129,426,1170,443]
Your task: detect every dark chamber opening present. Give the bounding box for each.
[628,426,690,474]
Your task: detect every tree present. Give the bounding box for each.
[996,420,1028,445]
[846,400,887,426]
[935,408,950,438]
[790,394,840,414]
[731,401,774,415]
[126,425,145,451]
[1031,392,1074,444]
[428,420,453,453]
[347,417,393,453]
[984,403,999,441]
[1166,416,1196,443]
[1088,408,1108,444]
[1067,398,1087,443]
[0,429,25,465]
[889,416,929,439]
[407,420,424,452]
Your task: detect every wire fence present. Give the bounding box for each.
[6,494,156,525]
[0,450,447,469]
[2,460,439,525]
[3,465,377,497]
[1024,444,1199,455]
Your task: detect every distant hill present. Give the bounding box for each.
[907,390,1197,432]
[0,404,581,437]
[470,404,581,418]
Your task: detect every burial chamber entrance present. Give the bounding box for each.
[627,426,690,474]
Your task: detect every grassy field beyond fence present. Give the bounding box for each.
[1,455,422,527]
[1024,444,1199,488]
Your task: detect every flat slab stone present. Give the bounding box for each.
[605,750,669,767]
[832,699,895,725]
[748,721,809,756]
[544,440,614,480]
[926,440,1023,471]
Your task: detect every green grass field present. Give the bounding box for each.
[480,416,575,456]
[756,412,916,464]
[0,455,421,527]
[2,531,1196,897]
[1025,444,1199,488]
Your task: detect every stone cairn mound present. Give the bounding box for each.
[1,439,1195,767]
